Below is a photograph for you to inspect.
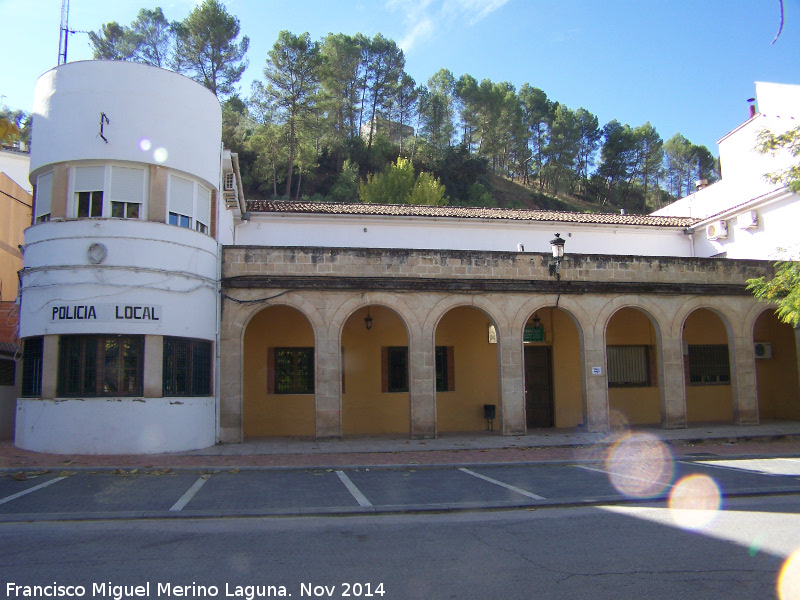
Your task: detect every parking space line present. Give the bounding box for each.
[575,465,675,489]
[458,468,545,500]
[0,476,69,505]
[335,471,372,507]
[169,476,210,511]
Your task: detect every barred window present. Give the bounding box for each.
[0,358,15,386]
[21,337,43,397]
[163,337,212,397]
[58,335,143,397]
[688,344,730,385]
[607,345,651,388]
[435,346,455,392]
[271,348,314,394]
[383,347,408,393]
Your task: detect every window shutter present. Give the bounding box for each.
[267,347,275,394]
[74,166,105,192]
[447,346,455,391]
[110,166,145,203]
[381,347,388,393]
[169,175,194,216]
[35,172,53,219]
[196,185,211,224]
[341,346,345,394]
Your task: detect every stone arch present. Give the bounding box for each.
[330,291,419,342]
[425,294,508,337]
[332,292,416,436]
[240,300,321,438]
[514,296,588,430]
[599,299,665,427]
[751,306,800,421]
[219,292,328,443]
[677,299,737,425]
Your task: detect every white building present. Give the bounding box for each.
[13,62,800,454]
[654,82,800,260]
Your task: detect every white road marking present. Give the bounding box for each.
[459,468,546,500]
[575,464,676,489]
[336,471,372,507]
[169,476,210,511]
[0,476,69,505]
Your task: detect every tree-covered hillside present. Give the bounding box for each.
[79,1,721,213]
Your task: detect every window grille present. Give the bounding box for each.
[688,344,730,385]
[273,348,314,394]
[607,345,651,387]
[21,337,43,397]
[386,347,408,393]
[163,337,212,396]
[58,335,143,397]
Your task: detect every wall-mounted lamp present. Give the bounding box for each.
[364,308,373,331]
[532,314,542,330]
[549,233,565,280]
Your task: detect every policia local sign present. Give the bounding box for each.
[51,303,162,322]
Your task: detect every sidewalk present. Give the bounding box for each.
[2,422,800,471]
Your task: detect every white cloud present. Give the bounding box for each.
[388,0,510,51]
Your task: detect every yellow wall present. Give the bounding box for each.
[435,306,498,432]
[549,309,583,427]
[755,310,800,420]
[606,307,660,425]
[243,306,316,437]
[683,308,733,423]
[342,306,409,435]
[0,173,31,301]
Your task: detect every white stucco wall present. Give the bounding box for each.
[15,397,215,454]
[234,213,693,257]
[692,190,800,259]
[0,150,32,193]
[30,61,222,189]
[19,219,218,339]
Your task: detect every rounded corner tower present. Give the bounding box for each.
[16,60,224,454]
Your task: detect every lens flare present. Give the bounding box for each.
[604,432,674,498]
[139,138,152,151]
[668,474,721,530]
[154,147,168,163]
[779,549,800,600]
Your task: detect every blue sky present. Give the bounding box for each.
[2,0,799,154]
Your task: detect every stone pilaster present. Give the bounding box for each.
[315,331,342,439]
[409,327,436,438]
[498,327,525,435]
[731,335,759,424]
[583,332,609,432]
[661,335,687,429]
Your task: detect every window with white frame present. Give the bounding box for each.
[168,174,211,235]
[74,166,105,217]
[34,171,53,223]
[72,165,147,220]
[109,166,145,219]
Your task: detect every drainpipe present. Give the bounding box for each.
[683,228,696,257]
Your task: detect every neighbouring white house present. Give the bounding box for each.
[654,82,800,260]
[12,61,800,454]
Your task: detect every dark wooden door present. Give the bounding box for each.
[525,346,554,428]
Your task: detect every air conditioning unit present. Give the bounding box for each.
[738,210,758,229]
[706,220,728,240]
[223,172,236,191]
[754,342,773,359]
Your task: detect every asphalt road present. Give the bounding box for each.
[1,456,800,520]
[2,494,800,599]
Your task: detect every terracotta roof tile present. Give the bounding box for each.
[246,200,699,228]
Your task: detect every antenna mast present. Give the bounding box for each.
[58,0,69,65]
